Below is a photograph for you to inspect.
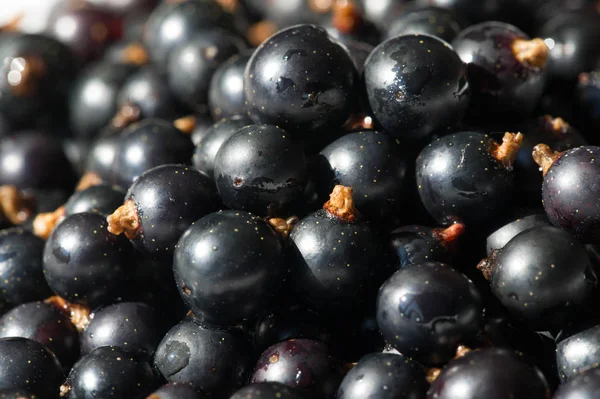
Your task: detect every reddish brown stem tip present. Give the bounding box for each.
[343,113,374,132]
[0,14,23,32]
[323,185,360,222]
[33,206,66,240]
[434,223,466,248]
[173,115,197,134]
[489,132,524,168]
[75,172,103,192]
[332,0,363,34]
[426,345,472,383]
[120,43,149,66]
[45,295,91,332]
[0,185,34,225]
[111,103,141,129]
[512,37,549,69]
[541,115,570,136]
[107,199,140,240]
[477,250,500,281]
[532,143,562,177]
[247,20,278,47]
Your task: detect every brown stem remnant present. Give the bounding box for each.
[512,38,549,69]
[247,20,278,47]
[433,223,466,248]
[332,0,363,34]
[110,103,141,129]
[120,43,149,66]
[268,216,299,239]
[33,206,66,240]
[45,295,91,332]
[540,115,570,136]
[75,172,103,192]
[215,0,238,12]
[107,199,140,240]
[308,0,334,13]
[426,345,473,384]
[174,115,197,134]
[477,249,500,281]
[6,56,47,97]
[0,185,34,225]
[343,113,374,132]
[323,185,360,222]
[532,144,561,177]
[488,132,524,168]
[0,14,23,32]
[59,383,71,397]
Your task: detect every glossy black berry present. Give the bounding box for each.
[386,6,465,43]
[230,383,307,399]
[112,118,195,188]
[427,348,549,399]
[43,212,134,308]
[250,339,344,399]
[486,213,550,255]
[452,21,548,121]
[192,115,252,179]
[81,302,167,357]
[376,262,483,366]
[62,346,160,399]
[416,131,521,226]
[556,323,600,382]
[0,228,51,306]
[0,337,63,399]
[554,367,600,399]
[337,353,428,399]
[85,129,122,183]
[108,164,218,257]
[154,317,253,397]
[209,51,252,120]
[64,184,125,217]
[214,124,307,217]
[364,34,469,139]
[147,382,203,399]
[483,226,596,331]
[244,24,358,136]
[173,210,284,326]
[315,130,409,226]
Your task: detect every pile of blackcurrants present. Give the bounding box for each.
[0,0,599,397]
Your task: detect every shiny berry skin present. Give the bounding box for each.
[154,318,253,397]
[389,224,464,268]
[230,383,307,399]
[364,34,469,140]
[452,22,548,121]
[43,212,134,308]
[376,262,483,366]
[556,323,600,382]
[426,348,550,399]
[112,119,195,188]
[250,339,344,399]
[147,382,203,399]
[63,346,160,399]
[214,124,307,217]
[415,132,517,226]
[64,184,125,217]
[486,226,596,331]
[244,24,358,136]
[81,302,167,357]
[0,228,52,306]
[0,337,63,399]
[554,367,600,399]
[192,115,252,179]
[337,353,428,399]
[173,210,284,326]
[0,301,79,369]
[386,6,465,43]
[540,146,600,243]
[315,130,409,226]
[208,51,252,120]
[486,212,550,255]
[85,129,121,182]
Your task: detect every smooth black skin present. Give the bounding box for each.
[389,225,455,268]
[365,34,469,139]
[486,213,550,255]
[63,138,90,177]
[542,146,600,243]
[148,382,205,399]
[124,164,219,257]
[64,346,161,399]
[192,115,252,179]
[386,6,465,43]
[189,114,215,146]
[0,301,79,369]
[230,383,307,399]
[154,318,253,396]
[85,128,121,183]
[489,226,597,331]
[576,71,600,139]
[214,124,308,217]
[251,339,344,399]
[315,130,409,227]
[112,118,195,188]
[0,337,63,399]
[0,228,52,306]
[337,353,428,399]
[244,24,358,136]
[208,51,252,120]
[376,262,483,366]
[81,302,167,357]
[289,209,388,314]
[357,0,411,29]
[43,212,134,308]
[0,131,76,191]
[143,0,235,70]
[416,132,515,226]
[451,22,546,121]
[173,210,284,326]
[64,184,125,217]
[168,29,246,112]
[556,324,600,382]
[554,367,600,399]
[540,13,600,82]
[117,67,186,121]
[69,62,137,139]
[427,348,549,399]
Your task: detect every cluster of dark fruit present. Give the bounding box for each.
[0,0,599,398]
